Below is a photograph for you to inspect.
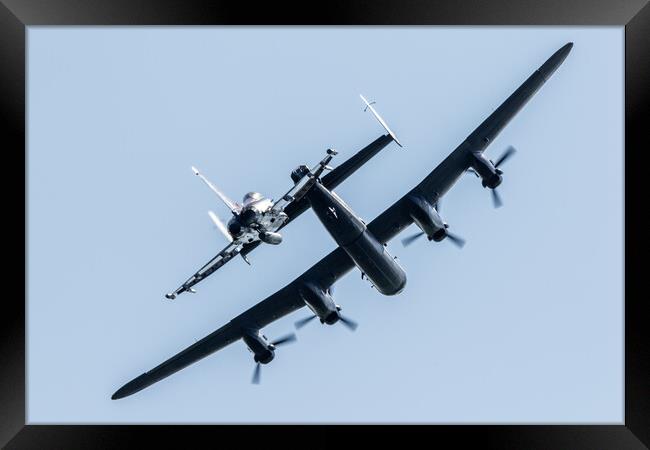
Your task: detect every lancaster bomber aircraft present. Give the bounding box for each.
[114,42,573,397]
[165,97,402,300]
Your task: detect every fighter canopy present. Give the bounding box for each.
[242,191,263,206]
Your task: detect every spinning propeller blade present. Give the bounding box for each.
[295,314,318,329]
[494,146,516,168]
[271,333,297,346]
[401,231,426,247]
[252,363,261,385]
[489,146,516,208]
[339,315,358,332]
[446,232,466,248]
[251,333,296,385]
[491,189,503,208]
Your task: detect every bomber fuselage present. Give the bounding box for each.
[305,182,407,295]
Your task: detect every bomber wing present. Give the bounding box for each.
[115,43,572,399]
[113,249,353,399]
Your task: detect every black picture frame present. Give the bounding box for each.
[5,0,647,448]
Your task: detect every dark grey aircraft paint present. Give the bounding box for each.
[305,182,406,296]
[112,43,573,400]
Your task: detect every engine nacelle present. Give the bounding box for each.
[259,231,283,245]
[242,330,275,364]
[471,153,503,189]
[299,283,340,325]
[406,194,447,242]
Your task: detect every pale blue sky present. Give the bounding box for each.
[27,27,623,423]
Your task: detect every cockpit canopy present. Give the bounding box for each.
[242,191,263,205]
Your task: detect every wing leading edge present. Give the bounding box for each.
[113,43,572,399]
[113,250,353,400]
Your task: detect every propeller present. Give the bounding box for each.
[252,362,262,384]
[270,333,297,346]
[401,231,425,247]
[251,333,297,385]
[338,315,358,332]
[489,146,516,209]
[422,199,465,248]
[493,145,516,169]
[294,285,357,332]
[294,312,357,332]
[295,286,333,329]
[445,231,466,248]
[401,229,465,248]
[491,189,503,208]
[294,314,318,329]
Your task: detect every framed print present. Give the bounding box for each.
[4,0,648,448]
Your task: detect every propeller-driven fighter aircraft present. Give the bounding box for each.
[165,97,402,300]
[114,43,573,396]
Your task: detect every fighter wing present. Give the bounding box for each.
[114,248,354,399]
[165,240,243,300]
